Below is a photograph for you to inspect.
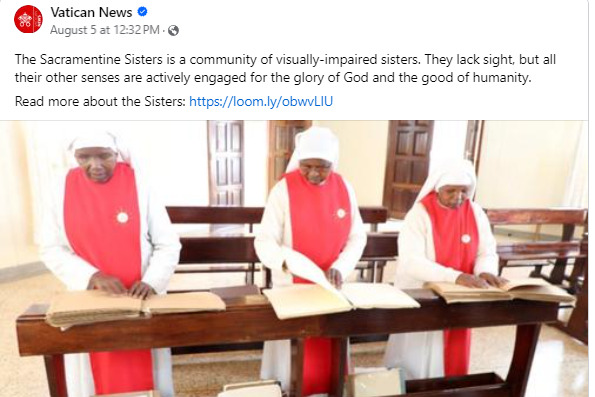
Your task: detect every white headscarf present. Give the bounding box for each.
[68,131,131,164]
[285,126,340,173]
[415,159,477,203]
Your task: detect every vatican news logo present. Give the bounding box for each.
[14,5,43,33]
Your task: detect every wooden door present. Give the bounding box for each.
[208,121,244,206]
[268,120,312,190]
[382,121,434,219]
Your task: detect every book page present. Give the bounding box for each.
[500,277,550,291]
[282,246,342,299]
[142,292,226,314]
[424,282,503,295]
[508,285,576,303]
[341,283,420,309]
[263,284,352,320]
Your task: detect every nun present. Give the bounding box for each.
[383,158,506,379]
[40,132,181,397]
[254,127,367,396]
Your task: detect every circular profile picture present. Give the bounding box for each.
[14,5,43,33]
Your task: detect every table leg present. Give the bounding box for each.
[506,324,541,397]
[290,339,305,397]
[44,354,67,397]
[329,338,348,397]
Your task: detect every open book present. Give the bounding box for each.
[425,278,576,304]
[46,290,226,327]
[263,248,419,320]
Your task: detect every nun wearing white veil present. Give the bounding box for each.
[40,132,181,397]
[383,159,504,379]
[255,127,367,397]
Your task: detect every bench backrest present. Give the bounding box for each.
[167,206,389,230]
[496,241,581,256]
[179,233,398,265]
[485,208,587,241]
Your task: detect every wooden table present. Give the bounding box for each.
[16,290,558,397]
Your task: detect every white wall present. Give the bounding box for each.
[475,121,583,208]
[0,122,39,268]
[430,120,468,172]
[314,120,390,206]
[243,121,269,206]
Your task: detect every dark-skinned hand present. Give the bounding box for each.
[455,273,489,289]
[326,268,343,289]
[128,281,155,300]
[479,272,508,288]
[87,271,126,295]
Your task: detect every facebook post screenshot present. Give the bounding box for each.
[0,1,590,397]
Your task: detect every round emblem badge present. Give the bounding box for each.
[461,234,471,244]
[14,5,43,33]
[116,212,129,224]
[337,208,346,219]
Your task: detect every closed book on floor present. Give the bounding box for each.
[347,368,405,397]
[425,278,575,304]
[92,389,160,397]
[218,380,282,397]
[46,290,226,327]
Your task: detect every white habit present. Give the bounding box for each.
[255,177,367,394]
[39,169,181,397]
[383,159,499,380]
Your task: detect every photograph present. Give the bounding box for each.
[0,120,588,397]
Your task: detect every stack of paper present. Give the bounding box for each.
[424,283,511,304]
[425,278,575,304]
[143,292,226,314]
[263,247,419,320]
[46,290,143,327]
[46,290,226,327]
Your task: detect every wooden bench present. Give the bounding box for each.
[17,291,560,397]
[167,206,390,284]
[552,234,588,344]
[167,206,389,231]
[173,233,398,292]
[486,208,587,285]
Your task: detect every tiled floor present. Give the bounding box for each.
[0,271,588,397]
